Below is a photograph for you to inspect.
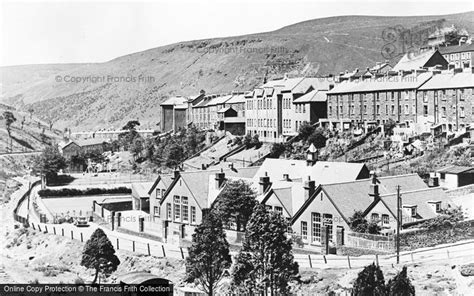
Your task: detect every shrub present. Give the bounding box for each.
[352,263,387,296]
[387,266,415,296]
[38,187,131,198]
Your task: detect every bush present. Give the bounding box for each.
[352,263,386,295]
[38,187,131,198]
[387,266,415,296]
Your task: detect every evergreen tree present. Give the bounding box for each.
[232,204,298,295]
[298,121,315,141]
[352,263,387,296]
[212,180,257,231]
[81,228,120,284]
[387,266,415,296]
[186,212,231,296]
[308,128,327,149]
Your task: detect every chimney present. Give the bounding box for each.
[368,171,379,201]
[215,169,225,189]
[173,169,180,180]
[259,172,272,194]
[304,176,315,201]
[283,174,290,181]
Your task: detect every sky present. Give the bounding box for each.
[1,0,473,66]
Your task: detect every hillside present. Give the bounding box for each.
[1,12,473,130]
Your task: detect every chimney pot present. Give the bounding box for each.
[215,170,226,189]
[304,177,316,201]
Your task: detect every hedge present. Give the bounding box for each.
[38,187,131,198]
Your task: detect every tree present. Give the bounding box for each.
[298,121,315,141]
[232,204,298,295]
[186,212,231,296]
[81,228,120,284]
[352,263,387,296]
[129,136,144,160]
[308,128,327,149]
[122,120,140,131]
[185,126,199,155]
[349,211,381,234]
[387,266,415,296]
[32,145,67,184]
[164,143,184,168]
[269,143,285,159]
[2,111,16,137]
[243,133,252,148]
[212,180,257,231]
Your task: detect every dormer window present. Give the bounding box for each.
[428,201,442,213]
[403,205,417,218]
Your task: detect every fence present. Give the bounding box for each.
[346,232,395,252]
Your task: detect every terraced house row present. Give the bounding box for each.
[161,44,474,142]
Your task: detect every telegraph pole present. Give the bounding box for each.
[396,185,401,264]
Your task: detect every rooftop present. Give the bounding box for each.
[418,71,474,90]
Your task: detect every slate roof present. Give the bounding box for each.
[293,90,328,103]
[253,159,368,187]
[73,138,108,147]
[392,50,441,71]
[132,182,154,198]
[438,43,474,55]
[291,173,428,224]
[147,174,173,195]
[160,96,188,106]
[418,72,474,90]
[321,174,427,221]
[327,72,433,94]
[379,187,452,223]
[436,165,474,174]
[166,167,260,209]
[226,94,246,104]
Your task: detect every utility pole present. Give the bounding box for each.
[396,185,401,264]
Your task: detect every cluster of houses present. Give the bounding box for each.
[161,43,474,143]
[125,146,469,247]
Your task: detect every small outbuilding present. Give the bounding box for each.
[435,165,474,189]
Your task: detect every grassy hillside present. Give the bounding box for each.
[1,12,473,130]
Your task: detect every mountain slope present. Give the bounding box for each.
[1,12,473,130]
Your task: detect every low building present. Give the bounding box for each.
[158,167,259,244]
[131,182,154,213]
[290,173,432,245]
[61,138,110,159]
[435,165,474,189]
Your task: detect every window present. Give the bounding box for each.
[275,206,283,215]
[154,206,160,217]
[391,105,395,115]
[423,105,428,116]
[156,189,161,199]
[265,205,272,211]
[435,203,441,213]
[371,213,380,221]
[411,207,417,217]
[191,206,196,224]
[460,107,465,118]
[385,105,388,115]
[311,213,321,243]
[382,214,389,225]
[376,105,380,115]
[301,221,308,240]
[302,104,306,113]
[442,107,446,117]
[404,104,409,115]
[364,105,367,114]
[166,203,172,220]
[182,196,189,222]
[323,214,333,242]
[329,106,332,115]
[173,195,181,221]
[422,91,428,103]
